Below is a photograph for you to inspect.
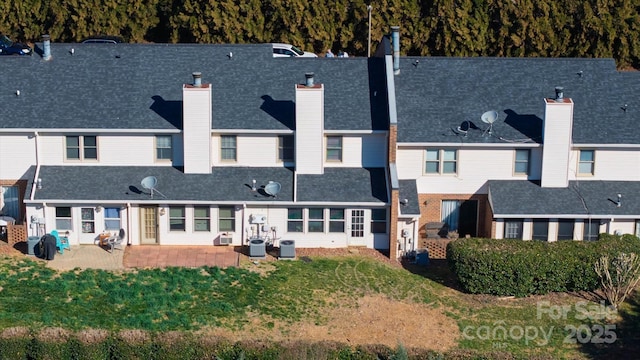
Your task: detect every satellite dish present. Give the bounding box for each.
[264,181,282,197]
[140,176,166,198]
[481,110,498,124]
[480,110,498,136]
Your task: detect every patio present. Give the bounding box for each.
[39,244,240,271]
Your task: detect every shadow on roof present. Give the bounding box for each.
[503,109,543,143]
[367,57,390,130]
[260,95,295,130]
[150,95,183,129]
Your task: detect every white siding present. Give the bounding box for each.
[295,85,324,174]
[212,135,281,167]
[95,135,154,165]
[541,99,573,188]
[182,85,212,174]
[0,134,35,178]
[324,134,387,168]
[567,149,640,181]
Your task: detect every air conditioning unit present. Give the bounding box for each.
[219,236,233,245]
[249,214,267,224]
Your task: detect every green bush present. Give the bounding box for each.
[447,234,640,296]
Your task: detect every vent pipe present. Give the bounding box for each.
[554,86,564,102]
[391,26,400,75]
[42,34,51,61]
[192,72,202,87]
[305,72,315,87]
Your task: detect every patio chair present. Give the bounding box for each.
[107,228,126,253]
[51,230,70,254]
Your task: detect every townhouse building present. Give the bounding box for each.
[2,28,639,261]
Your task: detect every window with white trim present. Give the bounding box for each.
[425,149,457,174]
[287,208,303,232]
[371,209,387,234]
[221,135,237,161]
[156,135,172,160]
[329,209,345,232]
[66,135,97,160]
[308,208,324,232]
[278,135,294,162]
[104,208,121,231]
[578,150,594,175]
[326,136,342,161]
[81,208,95,233]
[504,219,523,239]
[169,206,186,231]
[194,206,210,231]
[55,207,72,230]
[218,206,235,232]
[514,149,530,175]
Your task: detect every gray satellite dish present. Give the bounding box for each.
[264,181,282,198]
[141,176,166,198]
[480,110,498,135]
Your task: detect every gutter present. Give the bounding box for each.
[29,131,40,201]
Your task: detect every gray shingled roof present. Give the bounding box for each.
[398,180,420,216]
[394,57,640,144]
[296,168,388,203]
[0,42,386,131]
[31,165,294,202]
[488,180,640,217]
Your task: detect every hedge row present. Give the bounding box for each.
[0,331,454,360]
[447,234,640,297]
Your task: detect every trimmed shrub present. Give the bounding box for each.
[447,234,640,296]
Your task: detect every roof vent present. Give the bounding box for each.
[192,72,202,87]
[42,34,51,61]
[305,72,314,87]
[554,86,564,102]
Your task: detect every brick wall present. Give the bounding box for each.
[417,193,491,238]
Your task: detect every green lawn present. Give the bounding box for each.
[0,255,636,359]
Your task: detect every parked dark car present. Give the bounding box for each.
[0,35,32,55]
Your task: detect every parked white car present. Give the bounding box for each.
[272,43,317,58]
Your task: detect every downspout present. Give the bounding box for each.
[126,203,132,245]
[30,131,41,201]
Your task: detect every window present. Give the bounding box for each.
[193,206,210,231]
[66,135,98,160]
[584,219,601,241]
[371,209,387,234]
[81,208,95,233]
[578,150,594,175]
[329,209,345,232]
[514,149,530,175]
[326,136,342,161]
[104,208,121,231]
[169,206,186,231]
[278,135,294,162]
[308,209,324,232]
[156,135,172,160]
[532,219,548,241]
[425,149,457,174]
[557,220,574,240]
[55,207,72,230]
[287,208,303,232]
[1,186,19,219]
[635,220,640,238]
[504,220,523,239]
[218,206,235,232]
[221,135,237,161]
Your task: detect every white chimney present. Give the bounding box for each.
[295,72,324,174]
[541,87,573,188]
[182,72,212,174]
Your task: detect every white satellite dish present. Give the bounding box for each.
[480,110,498,135]
[140,176,166,198]
[264,181,282,198]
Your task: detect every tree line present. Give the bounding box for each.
[1,0,639,68]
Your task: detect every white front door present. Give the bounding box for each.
[140,206,158,244]
[348,209,366,246]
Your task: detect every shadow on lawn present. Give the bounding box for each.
[401,258,463,291]
[578,292,640,360]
